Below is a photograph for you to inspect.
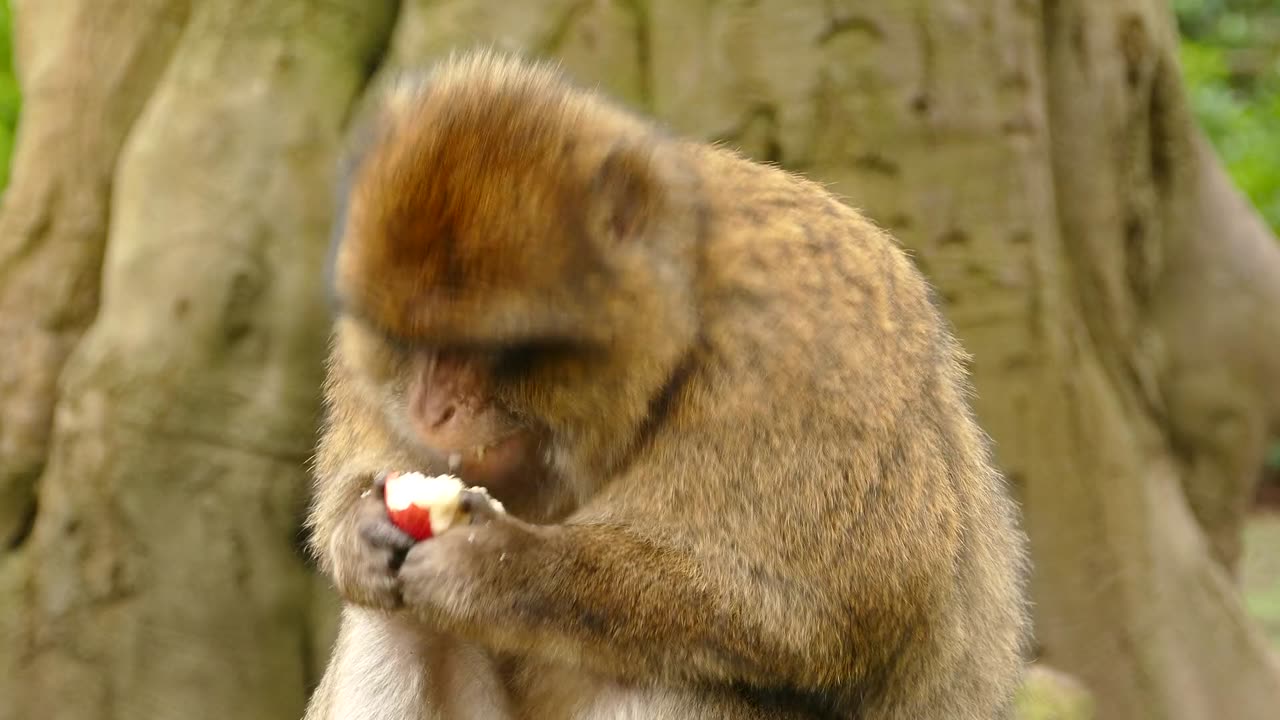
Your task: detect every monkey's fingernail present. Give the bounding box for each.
[448,453,462,471]
[474,445,487,461]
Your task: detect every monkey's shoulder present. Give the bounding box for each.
[692,147,935,325]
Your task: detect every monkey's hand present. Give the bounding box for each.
[395,489,526,622]
[328,472,415,611]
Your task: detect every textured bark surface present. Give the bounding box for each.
[1031,3,1280,718]
[0,0,189,555]
[0,0,192,705]
[0,1,395,718]
[2,1,1277,719]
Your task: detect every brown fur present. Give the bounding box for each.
[307,50,1029,720]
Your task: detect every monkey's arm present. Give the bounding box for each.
[309,352,437,609]
[395,502,844,691]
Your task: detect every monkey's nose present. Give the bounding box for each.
[427,403,456,429]
[411,381,460,432]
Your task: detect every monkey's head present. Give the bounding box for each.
[329,52,704,483]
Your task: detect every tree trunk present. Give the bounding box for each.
[2,1,1277,719]
[0,0,192,706]
[1030,3,1280,717]
[0,0,189,560]
[1,1,395,718]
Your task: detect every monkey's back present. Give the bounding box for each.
[612,142,1031,718]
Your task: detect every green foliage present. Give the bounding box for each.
[1175,0,1280,232]
[0,2,16,191]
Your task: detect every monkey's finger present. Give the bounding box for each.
[360,517,417,553]
[368,542,411,577]
[459,488,504,523]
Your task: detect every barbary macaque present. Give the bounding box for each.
[304,50,1029,720]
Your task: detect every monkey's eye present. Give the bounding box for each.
[492,343,542,380]
[490,339,585,381]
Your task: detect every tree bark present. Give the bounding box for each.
[0,0,189,553]
[1041,0,1280,577]
[1029,3,1280,718]
[1,1,395,718]
[0,0,191,706]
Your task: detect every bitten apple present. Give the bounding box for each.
[382,472,466,540]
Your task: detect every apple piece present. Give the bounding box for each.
[383,472,466,540]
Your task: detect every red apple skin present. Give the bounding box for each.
[386,501,434,541]
[383,473,435,541]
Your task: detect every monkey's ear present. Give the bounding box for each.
[588,144,665,243]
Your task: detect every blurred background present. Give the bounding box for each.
[0,1,1277,719]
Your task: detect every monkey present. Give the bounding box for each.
[304,50,1030,720]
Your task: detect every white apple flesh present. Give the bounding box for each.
[383,472,466,541]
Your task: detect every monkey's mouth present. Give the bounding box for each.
[445,437,511,471]
[443,432,531,487]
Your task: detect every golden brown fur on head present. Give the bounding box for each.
[334,52,698,346]
[332,52,703,475]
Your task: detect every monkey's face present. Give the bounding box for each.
[327,75,703,478]
[336,316,550,490]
